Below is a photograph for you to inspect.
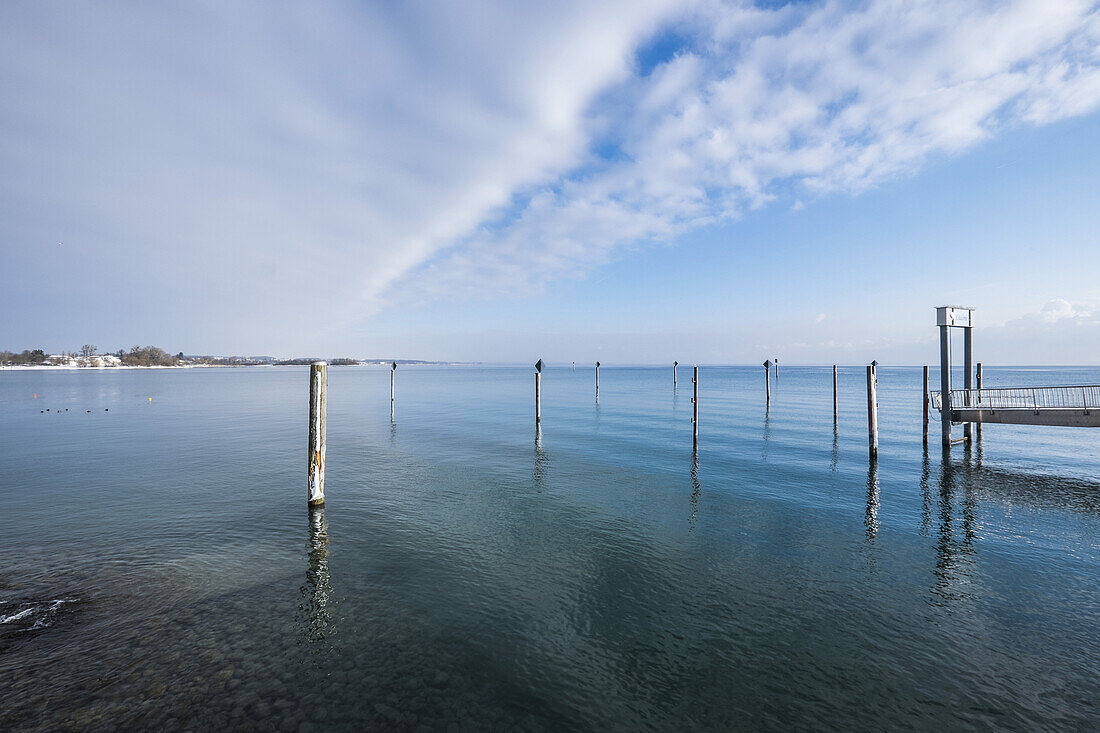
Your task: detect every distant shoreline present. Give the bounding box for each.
[0,362,469,371]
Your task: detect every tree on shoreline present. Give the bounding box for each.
[122,346,176,366]
[0,349,47,365]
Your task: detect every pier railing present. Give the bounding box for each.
[931,385,1100,412]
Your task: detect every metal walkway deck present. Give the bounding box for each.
[932,385,1100,427]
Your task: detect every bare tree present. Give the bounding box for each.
[80,344,97,367]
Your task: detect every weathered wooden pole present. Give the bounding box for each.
[673,361,678,390]
[775,358,779,378]
[923,365,930,445]
[308,362,327,506]
[535,359,543,424]
[595,361,600,403]
[390,361,397,414]
[866,363,878,458]
[975,362,983,439]
[763,360,771,404]
[691,365,699,452]
[833,365,838,420]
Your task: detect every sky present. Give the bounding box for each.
[2,0,1100,364]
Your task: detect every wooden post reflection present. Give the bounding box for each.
[299,506,334,646]
[689,452,701,530]
[865,458,879,539]
[534,425,548,493]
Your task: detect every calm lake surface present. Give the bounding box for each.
[2,365,1099,731]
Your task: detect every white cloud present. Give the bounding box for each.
[395,0,1100,304]
[1020,298,1098,324]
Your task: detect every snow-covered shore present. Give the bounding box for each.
[0,363,272,371]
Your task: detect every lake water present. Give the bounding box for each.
[2,365,1099,731]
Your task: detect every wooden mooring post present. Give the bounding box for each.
[390,361,397,415]
[775,358,779,378]
[535,359,543,424]
[595,361,600,403]
[308,362,327,506]
[866,363,878,458]
[673,361,678,390]
[975,362,983,439]
[691,365,699,452]
[833,365,838,420]
[922,365,929,445]
[763,360,771,404]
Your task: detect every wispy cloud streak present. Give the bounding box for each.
[400,0,1100,301]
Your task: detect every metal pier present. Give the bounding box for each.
[931,306,1100,440]
[932,385,1100,427]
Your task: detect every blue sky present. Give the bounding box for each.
[2,0,1100,363]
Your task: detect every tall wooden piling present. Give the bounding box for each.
[308,362,327,506]
[833,365,838,419]
[975,362,983,439]
[535,359,543,423]
[763,360,771,404]
[922,365,929,445]
[692,365,699,452]
[775,358,779,378]
[866,364,878,458]
[595,361,600,403]
[390,361,397,414]
[673,361,678,390]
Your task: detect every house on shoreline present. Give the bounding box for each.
[47,353,123,368]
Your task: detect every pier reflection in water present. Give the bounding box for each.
[930,446,978,605]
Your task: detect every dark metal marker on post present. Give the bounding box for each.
[535,359,543,424]
[866,363,878,458]
[763,360,772,404]
[692,365,699,452]
[308,362,327,506]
